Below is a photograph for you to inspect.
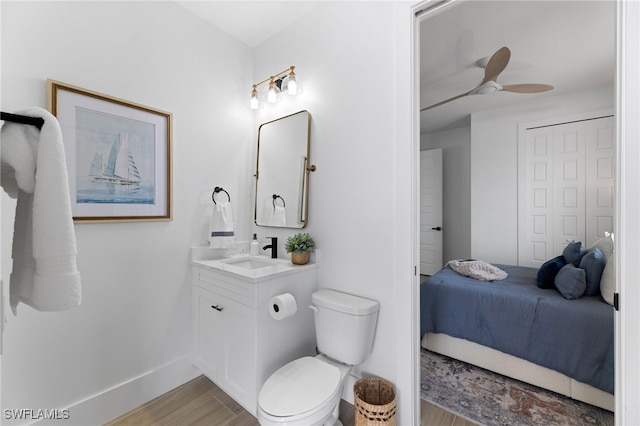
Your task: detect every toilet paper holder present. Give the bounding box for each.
[269,293,297,320]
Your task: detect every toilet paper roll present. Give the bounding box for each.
[269,293,297,320]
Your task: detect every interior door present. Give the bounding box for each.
[420,148,443,275]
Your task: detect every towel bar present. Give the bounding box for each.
[272,194,285,208]
[212,187,230,204]
[1,111,45,130]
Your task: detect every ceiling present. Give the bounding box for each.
[176,2,321,48]
[176,1,616,134]
[419,1,616,133]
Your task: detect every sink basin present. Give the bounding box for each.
[223,257,278,270]
[193,255,307,280]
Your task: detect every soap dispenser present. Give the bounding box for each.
[250,234,259,255]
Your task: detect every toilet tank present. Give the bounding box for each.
[311,289,380,365]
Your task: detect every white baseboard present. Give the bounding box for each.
[34,354,200,426]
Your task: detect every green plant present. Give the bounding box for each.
[284,233,315,253]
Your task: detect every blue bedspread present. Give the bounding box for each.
[420,264,614,394]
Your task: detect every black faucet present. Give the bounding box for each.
[263,237,278,259]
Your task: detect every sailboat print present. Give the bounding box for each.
[89,133,142,186]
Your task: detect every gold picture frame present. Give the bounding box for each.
[48,79,172,222]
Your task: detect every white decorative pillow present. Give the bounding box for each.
[600,252,615,306]
[590,232,614,260]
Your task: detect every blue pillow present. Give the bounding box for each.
[563,240,587,266]
[536,256,566,289]
[555,264,587,300]
[579,247,607,296]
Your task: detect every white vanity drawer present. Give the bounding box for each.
[193,267,257,308]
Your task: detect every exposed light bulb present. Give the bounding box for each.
[249,66,300,109]
[250,86,259,110]
[287,67,299,95]
[267,78,277,103]
[250,96,259,109]
[287,77,297,95]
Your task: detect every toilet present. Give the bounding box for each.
[257,289,380,426]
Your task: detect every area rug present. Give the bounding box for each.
[420,348,614,426]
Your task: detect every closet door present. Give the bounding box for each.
[553,122,586,255]
[585,116,615,247]
[518,115,614,268]
[522,127,555,265]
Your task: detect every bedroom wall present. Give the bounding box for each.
[419,87,614,267]
[470,86,614,264]
[420,126,471,262]
[1,2,254,424]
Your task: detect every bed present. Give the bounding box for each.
[420,262,614,411]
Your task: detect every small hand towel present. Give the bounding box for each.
[209,201,236,248]
[1,107,81,314]
[272,205,287,227]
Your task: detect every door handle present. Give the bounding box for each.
[432,226,442,231]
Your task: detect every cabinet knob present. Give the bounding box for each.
[211,305,224,312]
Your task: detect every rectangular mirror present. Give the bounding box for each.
[254,110,313,228]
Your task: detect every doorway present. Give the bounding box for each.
[414,0,619,421]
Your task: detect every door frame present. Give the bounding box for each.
[410,1,640,424]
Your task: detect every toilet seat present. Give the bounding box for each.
[259,356,341,417]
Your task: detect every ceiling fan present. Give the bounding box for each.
[420,46,554,112]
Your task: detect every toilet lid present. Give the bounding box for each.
[259,357,341,417]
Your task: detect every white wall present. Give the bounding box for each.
[249,2,415,420]
[1,2,254,424]
[470,87,614,264]
[421,126,471,262]
[420,89,614,266]
[1,1,419,425]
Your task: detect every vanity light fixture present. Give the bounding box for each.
[250,66,302,110]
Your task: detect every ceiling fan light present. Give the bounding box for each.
[477,86,496,95]
[469,80,503,96]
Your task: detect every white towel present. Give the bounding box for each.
[259,199,272,225]
[272,205,287,227]
[1,107,81,314]
[209,201,236,248]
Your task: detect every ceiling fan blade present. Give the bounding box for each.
[420,92,470,112]
[483,46,511,84]
[501,83,554,93]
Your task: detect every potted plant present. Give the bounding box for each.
[284,233,315,265]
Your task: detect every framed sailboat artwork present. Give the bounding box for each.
[47,80,172,222]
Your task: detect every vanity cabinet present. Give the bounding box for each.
[194,286,256,406]
[192,260,317,416]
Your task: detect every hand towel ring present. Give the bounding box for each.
[272,194,285,208]
[212,187,230,204]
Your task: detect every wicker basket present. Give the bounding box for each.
[353,378,396,426]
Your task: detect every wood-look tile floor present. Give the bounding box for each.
[104,375,474,426]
